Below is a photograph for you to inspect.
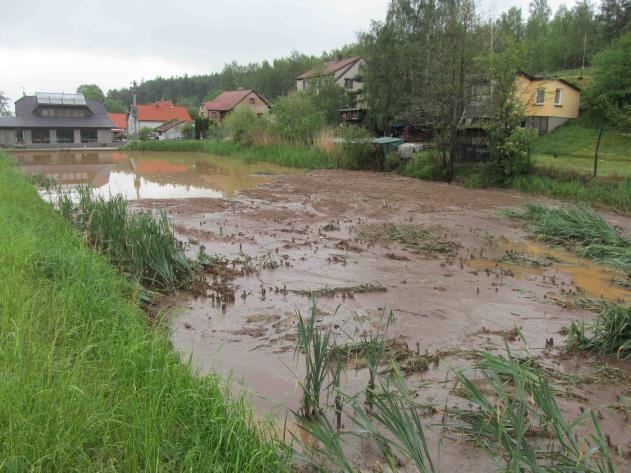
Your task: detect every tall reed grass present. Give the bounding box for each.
[56,186,195,291]
[453,346,615,472]
[0,155,286,471]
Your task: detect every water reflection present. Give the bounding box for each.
[10,149,298,200]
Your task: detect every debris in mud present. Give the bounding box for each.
[284,282,387,298]
[322,220,340,232]
[495,250,553,267]
[476,326,521,342]
[384,252,410,261]
[358,223,459,258]
[330,338,456,375]
[334,239,364,252]
[545,294,608,312]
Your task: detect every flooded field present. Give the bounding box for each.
[14,150,631,470]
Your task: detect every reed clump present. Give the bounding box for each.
[504,204,631,276]
[55,186,195,291]
[567,304,631,359]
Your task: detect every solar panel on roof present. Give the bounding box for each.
[35,92,87,106]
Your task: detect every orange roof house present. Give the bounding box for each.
[128,100,191,135]
[199,89,270,122]
[108,112,127,131]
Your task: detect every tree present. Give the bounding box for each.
[306,76,351,124]
[0,91,11,116]
[223,107,267,145]
[585,32,631,127]
[271,94,326,145]
[138,127,153,141]
[77,84,106,103]
[104,98,126,113]
[482,44,537,183]
[598,0,631,43]
[525,0,552,71]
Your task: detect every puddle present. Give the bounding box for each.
[10,149,301,200]
[469,241,631,302]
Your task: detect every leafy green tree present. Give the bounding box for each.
[223,107,267,145]
[306,76,350,124]
[525,0,552,71]
[77,84,106,103]
[0,91,11,116]
[598,0,631,43]
[483,44,537,183]
[203,89,224,101]
[585,32,631,127]
[103,98,126,113]
[271,94,326,145]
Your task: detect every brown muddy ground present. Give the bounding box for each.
[138,169,631,471]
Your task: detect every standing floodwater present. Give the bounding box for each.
[9,149,300,200]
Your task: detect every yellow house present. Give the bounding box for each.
[515,71,581,134]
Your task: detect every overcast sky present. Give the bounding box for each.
[1,0,579,108]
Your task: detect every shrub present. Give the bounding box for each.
[339,126,375,170]
[223,107,268,145]
[271,93,326,145]
[383,151,401,171]
[403,151,448,181]
[138,127,153,141]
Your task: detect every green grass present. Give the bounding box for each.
[0,155,286,471]
[507,174,631,213]
[531,119,631,178]
[126,139,336,170]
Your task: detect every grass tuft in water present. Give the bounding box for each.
[567,304,631,359]
[453,343,615,472]
[503,204,631,276]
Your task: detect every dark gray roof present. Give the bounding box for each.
[0,96,113,129]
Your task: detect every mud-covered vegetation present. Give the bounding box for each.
[292,303,616,472]
[504,204,631,277]
[567,304,631,359]
[0,155,286,471]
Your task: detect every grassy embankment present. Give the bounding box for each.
[126,139,336,169]
[505,119,631,212]
[0,154,286,471]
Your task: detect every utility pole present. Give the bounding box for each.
[581,30,587,76]
[593,127,603,178]
[131,80,138,137]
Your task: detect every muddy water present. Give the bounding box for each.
[147,169,631,470]
[18,153,631,469]
[9,149,300,199]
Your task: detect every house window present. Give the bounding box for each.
[344,78,354,89]
[56,128,74,143]
[32,129,51,144]
[554,88,562,106]
[15,129,24,144]
[302,81,307,91]
[249,98,256,105]
[535,88,545,105]
[80,128,97,143]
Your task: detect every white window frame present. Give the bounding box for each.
[535,88,545,105]
[554,88,562,106]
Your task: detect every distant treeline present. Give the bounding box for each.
[105,46,360,112]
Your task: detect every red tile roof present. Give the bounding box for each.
[203,89,268,112]
[108,112,127,129]
[297,56,362,80]
[136,101,191,122]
